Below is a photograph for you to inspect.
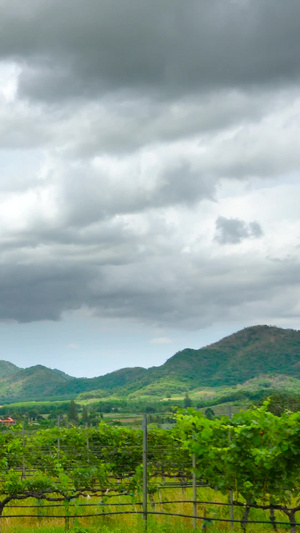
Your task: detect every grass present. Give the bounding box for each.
[0,486,295,533]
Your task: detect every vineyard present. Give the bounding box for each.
[0,402,299,532]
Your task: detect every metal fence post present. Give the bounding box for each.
[192,453,197,530]
[86,426,90,463]
[228,406,234,530]
[143,414,148,530]
[22,421,26,479]
[57,415,61,460]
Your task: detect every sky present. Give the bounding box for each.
[0,0,300,378]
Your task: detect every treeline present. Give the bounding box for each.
[1,391,299,428]
[261,392,300,415]
[195,389,300,410]
[0,398,181,427]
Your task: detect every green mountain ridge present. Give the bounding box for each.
[0,364,73,402]
[0,325,299,403]
[0,360,20,378]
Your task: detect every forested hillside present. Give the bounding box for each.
[0,325,299,403]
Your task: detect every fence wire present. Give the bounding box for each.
[0,420,299,531]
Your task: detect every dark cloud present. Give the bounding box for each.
[248,221,264,239]
[0,1,300,103]
[0,0,299,336]
[0,262,91,322]
[214,216,263,244]
[0,247,297,329]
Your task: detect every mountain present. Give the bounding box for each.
[73,325,300,398]
[0,360,20,379]
[0,364,73,402]
[52,367,148,397]
[52,368,74,381]
[151,325,300,387]
[0,325,299,402]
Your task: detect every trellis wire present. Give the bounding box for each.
[1,416,300,531]
[0,511,299,528]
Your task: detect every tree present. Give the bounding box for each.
[263,393,300,416]
[82,405,89,426]
[183,392,192,408]
[204,407,215,420]
[68,400,78,425]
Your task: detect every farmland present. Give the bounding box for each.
[0,403,298,531]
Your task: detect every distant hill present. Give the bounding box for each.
[52,367,148,397]
[52,368,74,381]
[68,325,300,399]
[153,325,300,387]
[0,364,73,402]
[0,325,299,403]
[0,360,20,379]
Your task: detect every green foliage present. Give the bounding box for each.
[128,377,189,399]
[204,407,215,419]
[262,392,300,415]
[68,400,79,424]
[176,402,300,505]
[183,392,192,408]
[0,414,298,529]
[77,389,109,400]
[82,405,89,425]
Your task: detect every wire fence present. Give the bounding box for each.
[2,496,300,531]
[0,416,299,532]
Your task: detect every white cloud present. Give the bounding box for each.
[0,62,19,103]
[150,337,173,345]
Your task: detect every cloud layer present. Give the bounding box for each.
[0,0,299,332]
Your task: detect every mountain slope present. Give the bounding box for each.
[0,325,299,402]
[0,365,73,402]
[154,325,300,387]
[62,325,300,399]
[52,367,149,396]
[0,360,20,379]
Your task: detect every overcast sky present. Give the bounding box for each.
[0,0,300,378]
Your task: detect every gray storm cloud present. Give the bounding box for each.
[0,0,299,330]
[215,217,263,245]
[1,1,300,101]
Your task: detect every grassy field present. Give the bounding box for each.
[0,485,295,533]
